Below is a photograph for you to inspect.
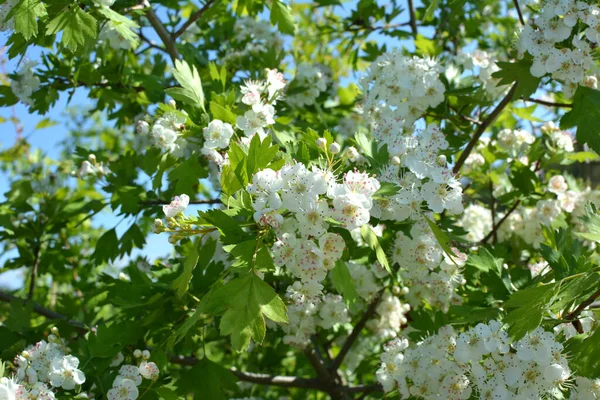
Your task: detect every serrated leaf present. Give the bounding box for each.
[360,225,391,275]
[424,215,456,262]
[560,86,600,155]
[178,357,239,400]
[492,58,541,100]
[7,0,47,40]
[46,6,97,52]
[504,283,556,340]
[269,0,296,35]
[166,59,205,110]
[96,6,140,47]
[171,247,199,298]
[209,101,236,125]
[34,118,57,130]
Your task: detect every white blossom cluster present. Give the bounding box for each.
[377,322,573,399]
[0,0,17,31]
[517,0,600,97]
[361,52,445,145]
[497,128,536,156]
[452,49,503,99]
[99,22,135,50]
[10,332,85,399]
[391,220,467,312]
[541,122,575,153]
[223,17,284,63]
[286,63,332,107]
[11,60,41,106]
[106,349,159,400]
[137,107,188,157]
[366,291,411,338]
[281,292,350,347]
[76,154,109,178]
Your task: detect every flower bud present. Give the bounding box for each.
[437,154,447,166]
[316,138,327,149]
[88,154,96,164]
[51,327,59,335]
[134,349,142,358]
[292,281,303,291]
[329,142,341,154]
[136,121,150,135]
[400,286,409,295]
[392,286,401,295]
[152,219,164,233]
[118,272,129,281]
[142,350,151,359]
[168,99,177,108]
[48,334,57,343]
[345,146,359,161]
[391,156,401,165]
[22,350,30,358]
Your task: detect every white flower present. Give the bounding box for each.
[49,355,86,390]
[110,352,124,367]
[548,175,567,194]
[138,361,159,380]
[203,119,234,149]
[107,378,139,400]
[115,365,142,387]
[163,194,189,218]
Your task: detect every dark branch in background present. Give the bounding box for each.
[407,0,418,35]
[137,30,169,54]
[489,181,498,244]
[141,198,222,206]
[480,199,521,245]
[27,244,41,301]
[330,290,383,372]
[525,97,573,108]
[230,370,324,389]
[453,82,518,174]
[512,0,525,25]
[565,288,600,334]
[0,291,87,332]
[141,0,180,62]
[172,0,218,39]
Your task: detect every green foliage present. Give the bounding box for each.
[269,0,296,35]
[561,86,600,155]
[46,5,97,52]
[166,60,206,111]
[7,0,47,40]
[492,57,541,100]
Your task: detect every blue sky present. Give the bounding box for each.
[0,1,426,289]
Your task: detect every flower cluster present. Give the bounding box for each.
[497,128,535,155]
[76,154,109,178]
[377,322,572,399]
[99,22,135,50]
[452,49,502,98]
[392,220,467,311]
[361,52,445,139]
[541,122,575,153]
[223,17,284,63]
[366,291,411,338]
[11,60,41,106]
[517,1,600,97]
[107,349,159,400]
[287,63,332,107]
[9,330,85,398]
[137,107,188,156]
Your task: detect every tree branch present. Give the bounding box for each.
[141,0,180,62]
[512,0,525,25]
[0,291,88,332]
[565,288,600,333]
[230,369,324,389]
[141,198,222,206]
[525,97,573,108]
[480,199,521,245]
[406,0,418,35]
[172,0,217,39]
[453,82,518,175]
[27,244,41,301]
[330,291,383,372]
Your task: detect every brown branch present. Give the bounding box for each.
[489,181,497,244]
[0,291,88,332]
[230,370,324,389]
[27,244,41,301]
[344,383,383,394]
[453,82,518,175]
[525,97,573,108]
[513,0,525,25]
[172,0,217,39]
[141,198,222,206]
[141,0,180,62]
[480,199,521,245]
[330,291,383,372]
[565,288,600,333]
[407,0,418,35]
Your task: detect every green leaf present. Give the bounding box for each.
[7,0,47,40]
[560,86,600,154]
[166,60,205,110]
[509,162,537,196]
[91,228,119,264]
[46,6,97,52]
[96,6,140,47]
[492,57,541,100]
[424,0,441,21]
[201,209,246,244]
[171,247,199,298]
[178,358,239,400]
[218,273,287,351]
[566,328,600,378]
[331,260,359,307]
[424,215,456,262]
[209,101,237,125]
[360,225,391,275]
[504,284,556,340]
[269,0,296,35]
[373,182,400,198]
[34,118,57,130]
[467,247,502,274]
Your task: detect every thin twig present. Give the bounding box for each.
[230,370,324,389]
[407,0,418,35]
[0,291,87,332]
[344,383,383,394]
[142,0,180,62]
[565,288,600,333]
[453,82,518,175]
[27,244,41,301]
[480,199,521,245]
[489,181,497,244]
[512,0,526,25]
[330,291,383,372]
[525,97,573,108]
[172,0,217,39]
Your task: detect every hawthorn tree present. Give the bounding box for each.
[2,0,600,398]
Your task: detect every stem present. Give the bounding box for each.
[142,198,222,206]
[141,1,180,62]
[453,82,518,175]
[489,181,497,244]
[513,0,525,25]
[172,0,218,39]
[526,97,573,108]
[329,291,383,372]
[27,244,41,301]
[564,288,600,333]
[407,0,418,35]
[480,199,521,245]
